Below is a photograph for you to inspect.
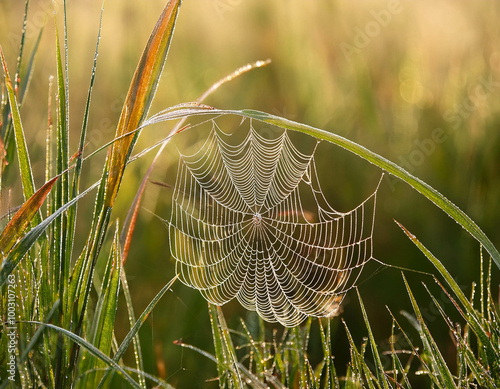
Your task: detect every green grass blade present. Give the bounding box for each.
[389,339,411,388]
[145,107,500,269]
[402,274,457,389]
[96,274,178,389]
[65,169,106,319]
[20,299,60,362]
[119,268,147,388]
[76,3,182,345]
[486,259,500,326]
[388,318,412,389]
[18,26,43,105]
[424,284,497,388]
[0,46,38,204]
[24,321,141,389]
[175,339,267,389]
[387,307,434,384]
[45,76,54,183]
[317,319,330,388]
[88,224,122,387]
[65,9,103,300]
[318,319,339,389]
[69,165,108,317]
[357,289,390,389]
[238,318,265,381]
[342,319,366,387]
[216,305,244,388]
[0,0,32,170]
[240,109,500,270]
[208,304,243,388]
[54,16,69,201]
[292,325,307,388]
[396,221,500,370]
[14,0,30,93]
[53,19,70,304]
[0,180,99,286]
[69,208,112,376]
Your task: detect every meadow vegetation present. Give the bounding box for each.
[0,1,499,387]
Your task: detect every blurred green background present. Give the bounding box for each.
[1,0,499,387]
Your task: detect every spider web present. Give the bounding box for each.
[168,120,379,327]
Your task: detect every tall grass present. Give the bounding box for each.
[1,1,499,388]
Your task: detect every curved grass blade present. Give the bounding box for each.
[292,325,308,387]
[76,4,182,358]
[0,175,58,262]
[357,289,390,389]
[122,367,175,389]
[387,319,412,388]
[96,274,179,389]
[72,3,182,376]
[104,0,181,208]
[402,273,457,389]
[174,340,267,389]
[238,318,265,382]
[0,180,99,286]
[318,318,339,389]
[20,299,60,362]
[23,321,141,389]
[240,110,500,269]
[143,107,500,269]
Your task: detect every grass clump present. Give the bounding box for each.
[1,1,180,387]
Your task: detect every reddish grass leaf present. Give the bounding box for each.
[104,0,181,208]
[0,175,59,260]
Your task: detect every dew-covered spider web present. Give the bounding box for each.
[168,120,379,327]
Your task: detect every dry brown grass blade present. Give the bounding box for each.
[0,175,59,262]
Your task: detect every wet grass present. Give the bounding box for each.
[1,1,499,388]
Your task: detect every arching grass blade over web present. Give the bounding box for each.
[143,107,500,269]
